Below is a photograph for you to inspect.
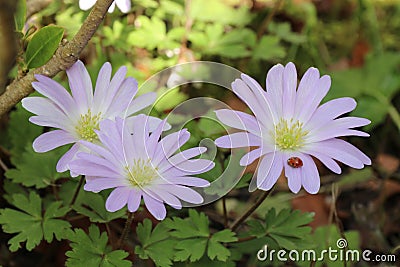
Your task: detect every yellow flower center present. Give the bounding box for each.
[75,109,102,142]
[126,159,158,187]
[273,118,308,151]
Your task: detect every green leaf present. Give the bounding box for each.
[207,240,231,261]
[247,208,314,250]
[73,191,126,223]
[165,210,237,262]
[165,209,209,238]
[208,229,238,261]
[154,87,189,111]
[55,7,84,37]
[0,192,70,252]
[14,0,26,32]
[174,238,208,262]
[135,219,176,267]
[189,25,256,58]
[7,103,43,164]
[190,0,252,26]
[252,36,286,61]
[127,16,168,50]
[336,168,373,188]
[66,225,131,267]
[202,150,247,195]
[268,22,306,44]
[5,145,69,188]
[297,225,360,267]
[25,25,64,69]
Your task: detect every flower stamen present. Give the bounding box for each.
[126,159,158,187]
[75,109,102,142]
[273,118,308,151]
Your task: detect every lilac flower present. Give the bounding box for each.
[79,0,131,13]
[22,60,157,175]
[215,62,371,194]
[69,115,214,220]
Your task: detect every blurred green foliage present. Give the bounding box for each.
[1,0,400,266]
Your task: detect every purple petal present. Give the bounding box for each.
[130,115,151,159]
[106,77,138,116]
[127,189,142,212]
[79,140,121,168]
[306,128,369,143]
[304,150,342,174]
[116,0,131,13]
[152,129,190,166]
[143,192,167,220]
[158,176,210,187]
[29,115,71,130]
[304,97,357,131]
[265,64,284,117]
[33,75,77,117]
[164,159,215,174]
[69,160,121,178]
[148,187,182,209]
[297,75,331,124]
[162,184,204,204]
[164,147,207,169]
[284,159,302,193]
[84,177,126,192]
[215,109,261,135]
[76,152,119,172]
[282,62,297,119]
[143,118,167,159]
[105,187,130,212]
[257,152,283,190]
[93,62,112,112]
[232,78,272,125]
[300,154,320,194]
[66,60,93,111]
[294,67,320,116]
[108,1,116,12]
[241,74,277,122]
[56,143,80,172]
[22,96,68,118]
[101,66,127,112]
[126,92,157,116]
[304,139,371,169]
[33,130,76,152]
[240,148,264,166]
[79,0,96,10]
[215,132,262,148]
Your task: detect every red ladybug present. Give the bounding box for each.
[287,157,303,168]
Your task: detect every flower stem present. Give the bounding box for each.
[230,190,272,232]
[69,176,84,207]
[222,197,228,228]
[118,212,134,249]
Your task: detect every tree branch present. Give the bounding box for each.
[0,0,114,117]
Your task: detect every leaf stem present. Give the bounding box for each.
[118,212,134,249]
[222,197,228,228]
[230,190,272,232]
[69,176,84,207]
[0,157,9,172]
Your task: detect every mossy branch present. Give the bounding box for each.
[0,0,114,117]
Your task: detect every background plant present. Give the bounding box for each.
[0,0,399,266]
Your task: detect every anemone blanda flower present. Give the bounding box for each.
[79,0,131,13]
[69,115,214,220]
[22,60,157,175]
[215,62,371,194]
